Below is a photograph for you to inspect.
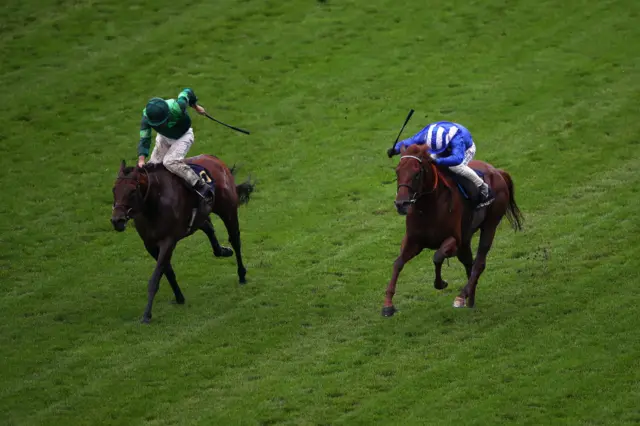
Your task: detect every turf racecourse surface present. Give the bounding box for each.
[1,0,640,424]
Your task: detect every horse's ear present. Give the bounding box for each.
[120,160,126,172]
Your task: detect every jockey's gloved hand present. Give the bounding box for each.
[387,147,396,158]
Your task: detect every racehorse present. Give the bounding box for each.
[382,144,524,316]
[111,154,254,323]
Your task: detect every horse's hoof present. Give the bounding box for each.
[239,277,247,285]
[434,279,448,290]
[140,316,151,324]
[381,305,397,317]
[215,247,234,258]
[452,296,466,308]
[172,298,185,305]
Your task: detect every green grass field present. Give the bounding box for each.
[2,0,640,424]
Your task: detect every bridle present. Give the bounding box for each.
[112,168,152,220]
[396,155,439,204]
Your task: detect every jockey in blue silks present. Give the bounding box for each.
[387,121,495,207]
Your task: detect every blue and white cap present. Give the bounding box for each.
[425,123,460,155]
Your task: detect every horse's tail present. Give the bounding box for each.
[227,163,254,205]
[499,170,524,231]
[235,176,255,206]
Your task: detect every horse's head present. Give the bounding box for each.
[394,145,437,215]
[111,160,148,232]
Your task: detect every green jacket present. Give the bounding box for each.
[138,88,198,157]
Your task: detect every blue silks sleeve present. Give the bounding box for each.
[435,136,466,166]
[393,138,413,154]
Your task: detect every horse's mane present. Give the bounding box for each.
[141,163,166,172]
[121,166,137,175]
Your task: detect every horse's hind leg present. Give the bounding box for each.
[220,210,247,284]
[200,219,233,258]
[145,243,185,304]
[433,237,458,290]
[455,224,498,308]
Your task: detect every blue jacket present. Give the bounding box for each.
[394,121,474,167]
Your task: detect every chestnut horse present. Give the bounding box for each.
[111,154,254,323]
[382,144,523,316]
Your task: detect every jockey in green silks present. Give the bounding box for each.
[137,88,215,210]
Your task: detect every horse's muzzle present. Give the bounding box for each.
[394,200,410,216]
[111,217,127,232]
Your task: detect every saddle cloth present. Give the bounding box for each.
[189,164,215,188]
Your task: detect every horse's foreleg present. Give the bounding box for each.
[200,219,233,258]
[455,224,498,308]
[220,211,247,284]
[383,235,423,317]
[145,243,185,305]
[433,237,458,290]
[142,240,176,323]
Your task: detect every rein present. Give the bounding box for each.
[113,168,153,219]
[140,167,152,204]
[397,155,440,204]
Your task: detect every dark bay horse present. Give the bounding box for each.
[382,144,523,316]
[111,154,254,323]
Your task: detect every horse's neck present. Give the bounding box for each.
[421,165,442,195]
[141,169,189,212]
[434,167,455,193]
[144,168,171,190]
[138,170,165,214]
[416,167,453,206]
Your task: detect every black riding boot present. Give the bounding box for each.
[193,180,215,212]
[477,183,495,208]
